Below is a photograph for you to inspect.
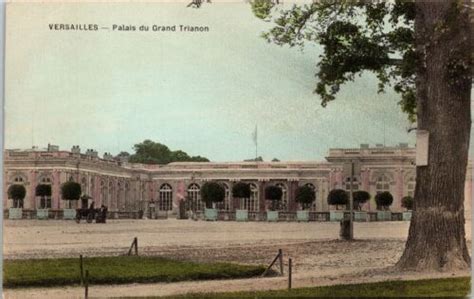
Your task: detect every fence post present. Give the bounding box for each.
[278,249,283,276]
[134,237,138,256]
[85,270,89,299]
[79,255,84,285]
[288,258,292,290]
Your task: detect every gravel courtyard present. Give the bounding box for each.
[3,219,472,298]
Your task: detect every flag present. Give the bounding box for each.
[252,125,257,145]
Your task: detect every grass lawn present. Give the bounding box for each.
[160,277,471,298]
[3,256,266,288]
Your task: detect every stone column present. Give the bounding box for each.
[259,181,266,212]
[52,170,60,209]
[27,170,37,210]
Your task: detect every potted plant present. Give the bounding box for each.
[7,184,26,220]
[401,196,414,221]
[232,182,251,221]
[375,191,393,221]
[327,189,348,221]
[61,181,81,220]
[295,185,315,222]
[265,185,283,221]
[353,190,370,222]
[201,181,225,221]
[35,184,52,220]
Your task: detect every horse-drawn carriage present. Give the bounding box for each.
[75,206,108,223]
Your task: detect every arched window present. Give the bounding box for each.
[406,177,415,198]
[241,183,259,212]
[376,175,391,194]
[38,176,52,209]
[159,184,173,211]
[40,177,51,183]
[276,183,287,211]
[187,183,202,211]
[14,176,24,183]
[216,183,231,211]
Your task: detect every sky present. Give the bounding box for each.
[6,2,469,162]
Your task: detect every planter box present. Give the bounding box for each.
[63,209,77,220]
[9,208,22,220]
[204,208,218,221]
[377,211,392,221]
[236,209,248,221]
[266,211,279,222]
[296,210,309,222]
[354,211,368,222]
[330,210,344,222]
[402,211,412,221]
[36,209,49,220]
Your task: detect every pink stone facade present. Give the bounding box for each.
[4,145,473,218]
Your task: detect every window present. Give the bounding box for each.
[276,183,287,211]
[216,183,231,211]
[14,176,24,183]
[241,183,259,211]
[159,184,173,211]
[187,183,202,211]
[376,175,391,194]
[345,177,359,191]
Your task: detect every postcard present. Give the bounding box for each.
[3,1,473,298]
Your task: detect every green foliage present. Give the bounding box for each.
[401,195,414,210]
[162,277,470,298]
[129,140,210,164]
[253,1,418,121]
[327,189,348,207]
[375,191,394,210]
[201,182,226,205]
[35,184,52,197]
[295,185,315,206]
[7,184,26,201]
[61,181,81,201]
[232,182,251,199]
[353,190,370,210]
[3,256,265,288]
[264,185,283,201]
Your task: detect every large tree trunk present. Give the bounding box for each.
[396,1,472,271]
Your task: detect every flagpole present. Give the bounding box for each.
[255,125,258,161]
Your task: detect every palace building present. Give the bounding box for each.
[4,144,472,218]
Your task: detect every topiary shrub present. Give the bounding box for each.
[295,185,316,210]
[327,189,348,210]
[375,191,394,211]
[8,184,26,208]
[232,182,251,210]
[401,196,414,211]
[201,181,225,209]
[36,184,52,209]
[61,181,81,208]
[353,190,370,210]
[265,185,283,211]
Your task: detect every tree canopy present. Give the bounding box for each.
[264,185,283,201]
[128,140,210,164]
[232,182,251,198]
[8,184,26,201]
[353,190,370,210]
[251,0,418,121]
[295,185,316,208]
[201,182,226,207]
[375,191,394,210]
[35,184,52,197]
[327,189,348,207]
[61,181,82,201]
[401,195,414,210]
